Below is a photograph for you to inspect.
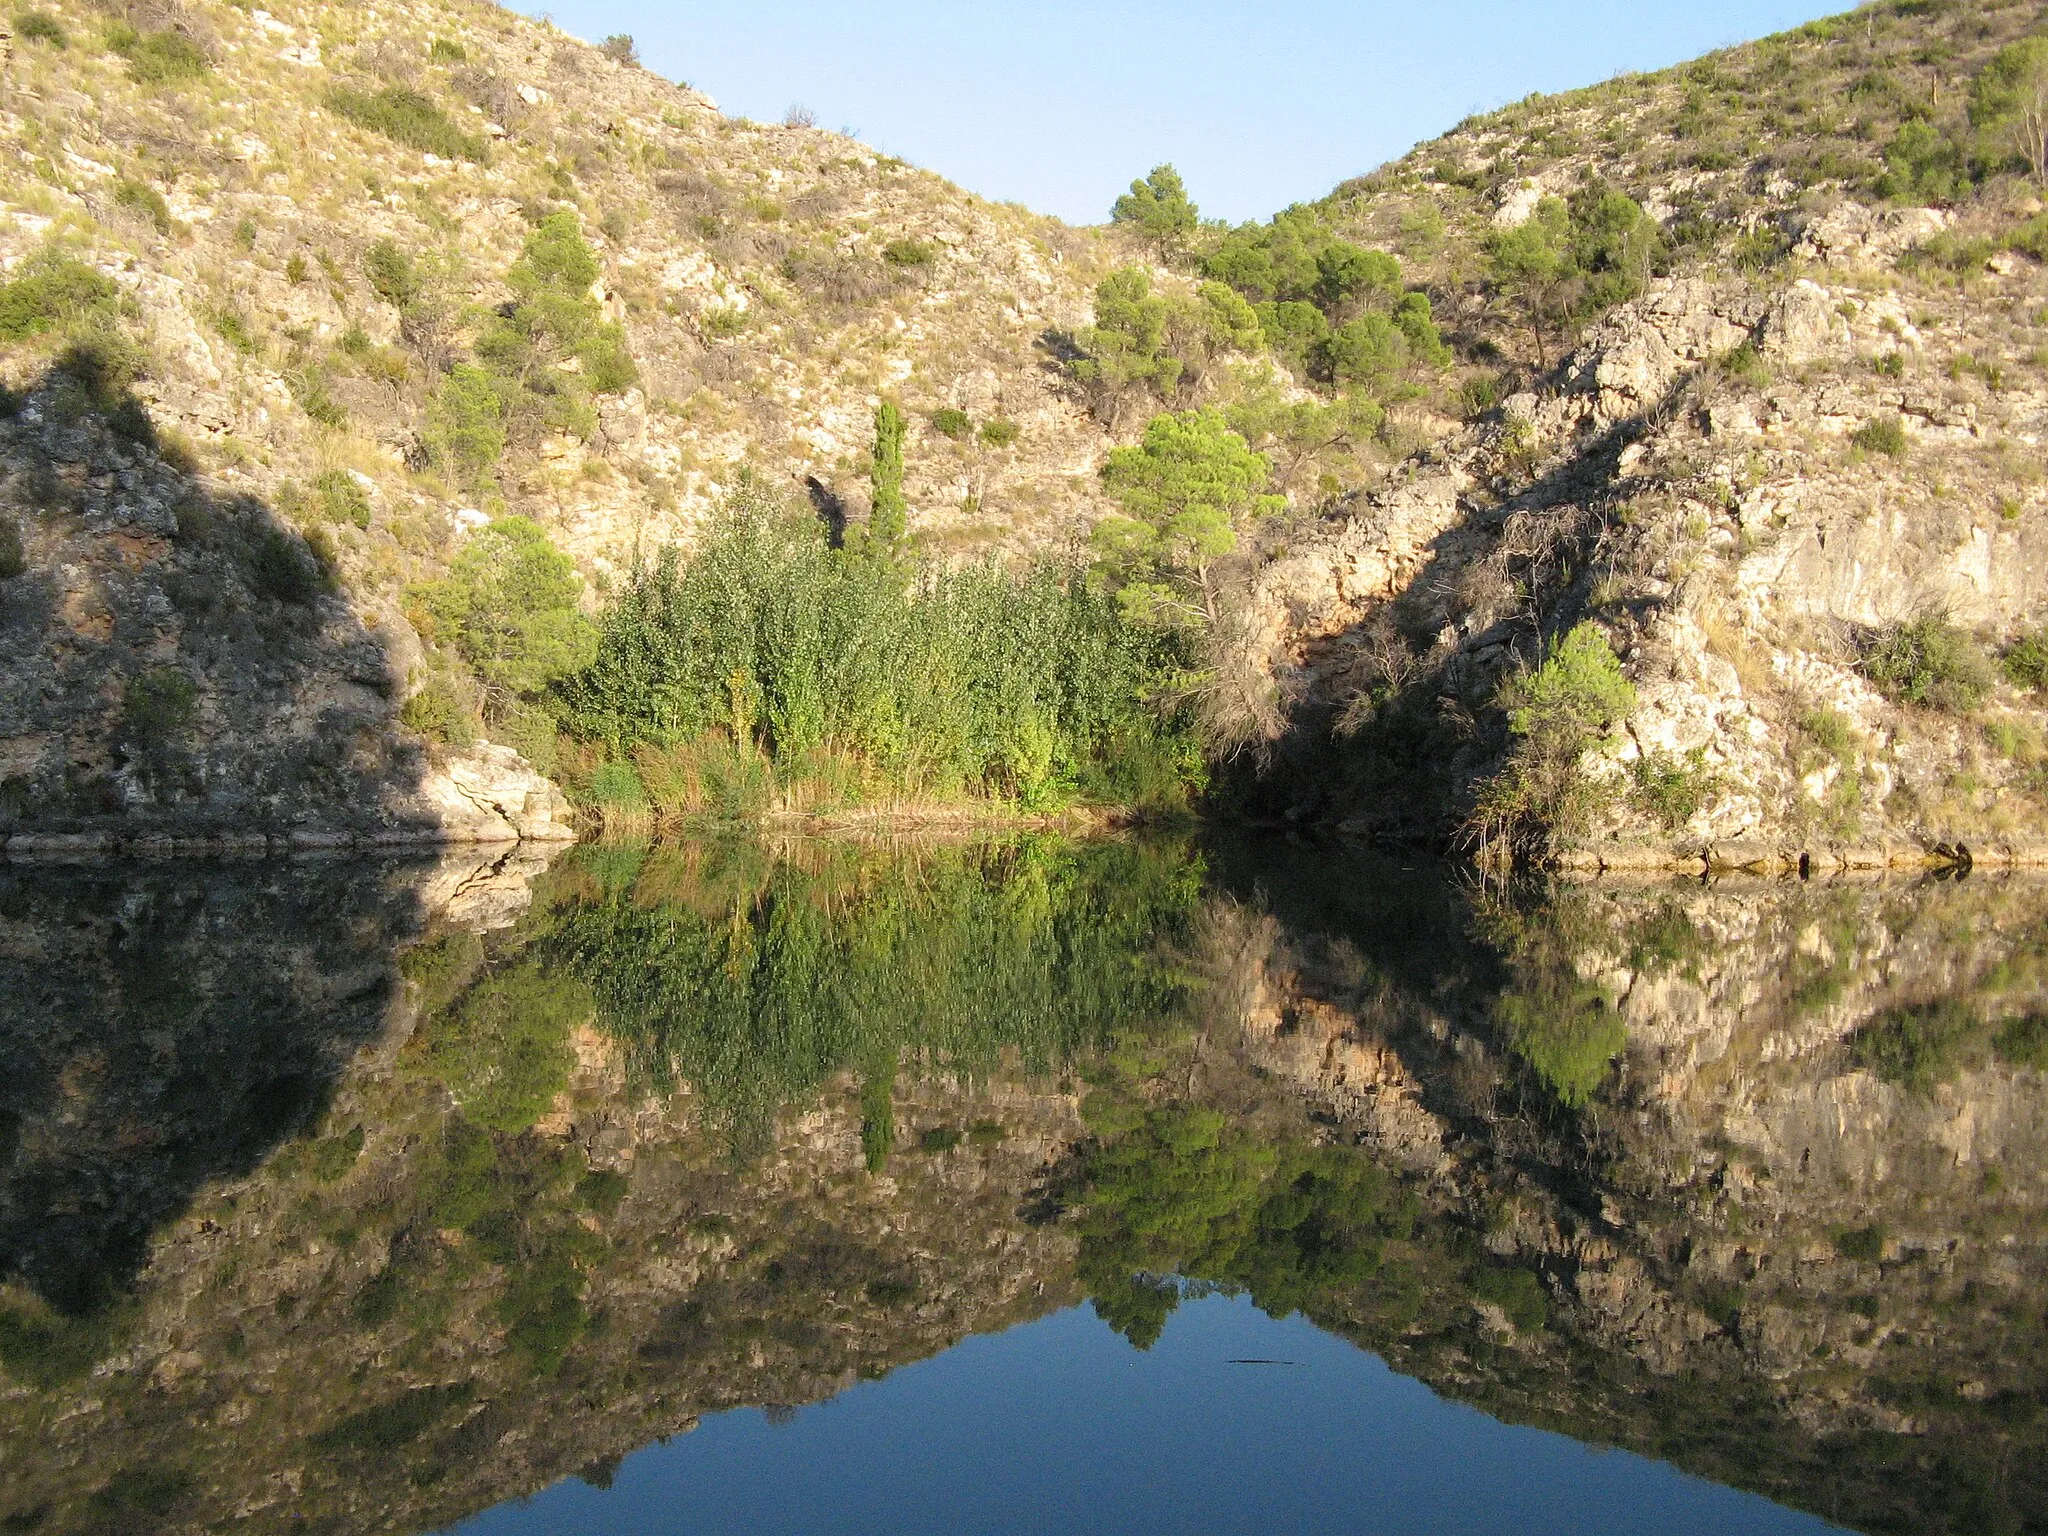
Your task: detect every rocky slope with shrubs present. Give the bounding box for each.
[1224,0,2048,869]
[8,0,2048,852]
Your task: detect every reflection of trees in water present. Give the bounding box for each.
[530,834,1205,1147]
[7,842,2048,1536]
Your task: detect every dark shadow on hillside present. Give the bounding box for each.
[0,856,433,1317]
[1226,403,1654,840]
[0,348,431,844]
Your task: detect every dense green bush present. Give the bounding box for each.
[17,11,65,48]
[247,529,325,605]
[1850,415,1908,458]
[400,679,478,747]
[120,668,197,745]
[1111,164,1199,259]
[2001,628,2048,691]
[325,86,486,161]
[406,516,596,709]
[1468,624,1638,865]
[311,469,371,528]
[554,481,1200,809]
[1484,187,1660,367]
[1861,617,1996,712]
[111,178,173,234]
[107,23,207,85]
[930,407,972,440]
[0,251,117,343]
[0,517,22,581]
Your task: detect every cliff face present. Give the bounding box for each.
[1240,243,2048,865]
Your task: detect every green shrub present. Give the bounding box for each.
[2002,629,2048,691]
[1861,617,1996,712]
[1468,1264,1549,1332]
[1831,1224,1886,1262]
[428,37,467,62]
[1496,977,1627,1107]
[286,366,346,428]
[980,418,1020,448]
[325,85,486,161]
[1798,706,1858,764]
[311,469,371,528]
[204,304,255,354]
[1504,623,1636,740]
[107,23,208,84]
[405,516,595,700]
[881,238,936,268]
[363,238,419,310]
[0,250,117,343]
[1850,415,1908,458]
[1994,1013,2048,1071]
[1630,746,1715,830]
[400,679,477,747]
[427,365,507,478]
[121,667,197,744]
[16,10,65,47]
[930,407,972,440]
[248,530,324,604]
[0,518,21,580]
[112,178,173,234]
[918,1126,962,1154]
[1850,1000,1980,1092]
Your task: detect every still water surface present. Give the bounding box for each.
[0,835,2041,1535]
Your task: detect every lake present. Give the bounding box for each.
[1,834,2042,1534]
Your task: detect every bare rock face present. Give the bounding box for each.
[402,743,579,845]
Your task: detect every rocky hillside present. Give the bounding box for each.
[0,0,1150,847]
[1226,0,2048,868]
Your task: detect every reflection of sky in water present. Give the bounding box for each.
[455,1294,1843,1536]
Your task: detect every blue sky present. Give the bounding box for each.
[512,1,1849,225]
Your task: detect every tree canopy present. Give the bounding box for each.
[407,516,598,703]
[1111,164,1199,259]
[1093,409,1283,627]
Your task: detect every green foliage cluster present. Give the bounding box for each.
[0,250,117,344]
[112,178,173,234]
[1469,624,1638,865]
[2003,628,2048,692]
[106,22,207,85]
[120,667,197,745]
[1066,267,1263,426]
[1851,998,2048,1093]
[1496,975,1627,1108]
[247,528,330,605]
[310,470,370,529]
[415,961,591,1132]
[1484,187,1660,367]
[1075,1104,1418,1349]
[866,401,908,553]
[427,213,635,479]
[400,679,478,748]
[1860,617,1996,713]
[555,483,1201,809]
[1203,207,1448,385]
[1093,408,1283,628]
[16,11,66,48]
[1850,415,1908,458]
[0,517,21,581]
[1630,746,1717,831]
[1111,164,1199,259]
[325,85,486,162]
[529,836,1201,1144]
[406,515,596,718]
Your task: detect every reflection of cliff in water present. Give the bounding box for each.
[1198,840,2048,1536]
[1,838,2044,1536]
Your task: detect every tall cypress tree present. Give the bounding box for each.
[868,401,908,553]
